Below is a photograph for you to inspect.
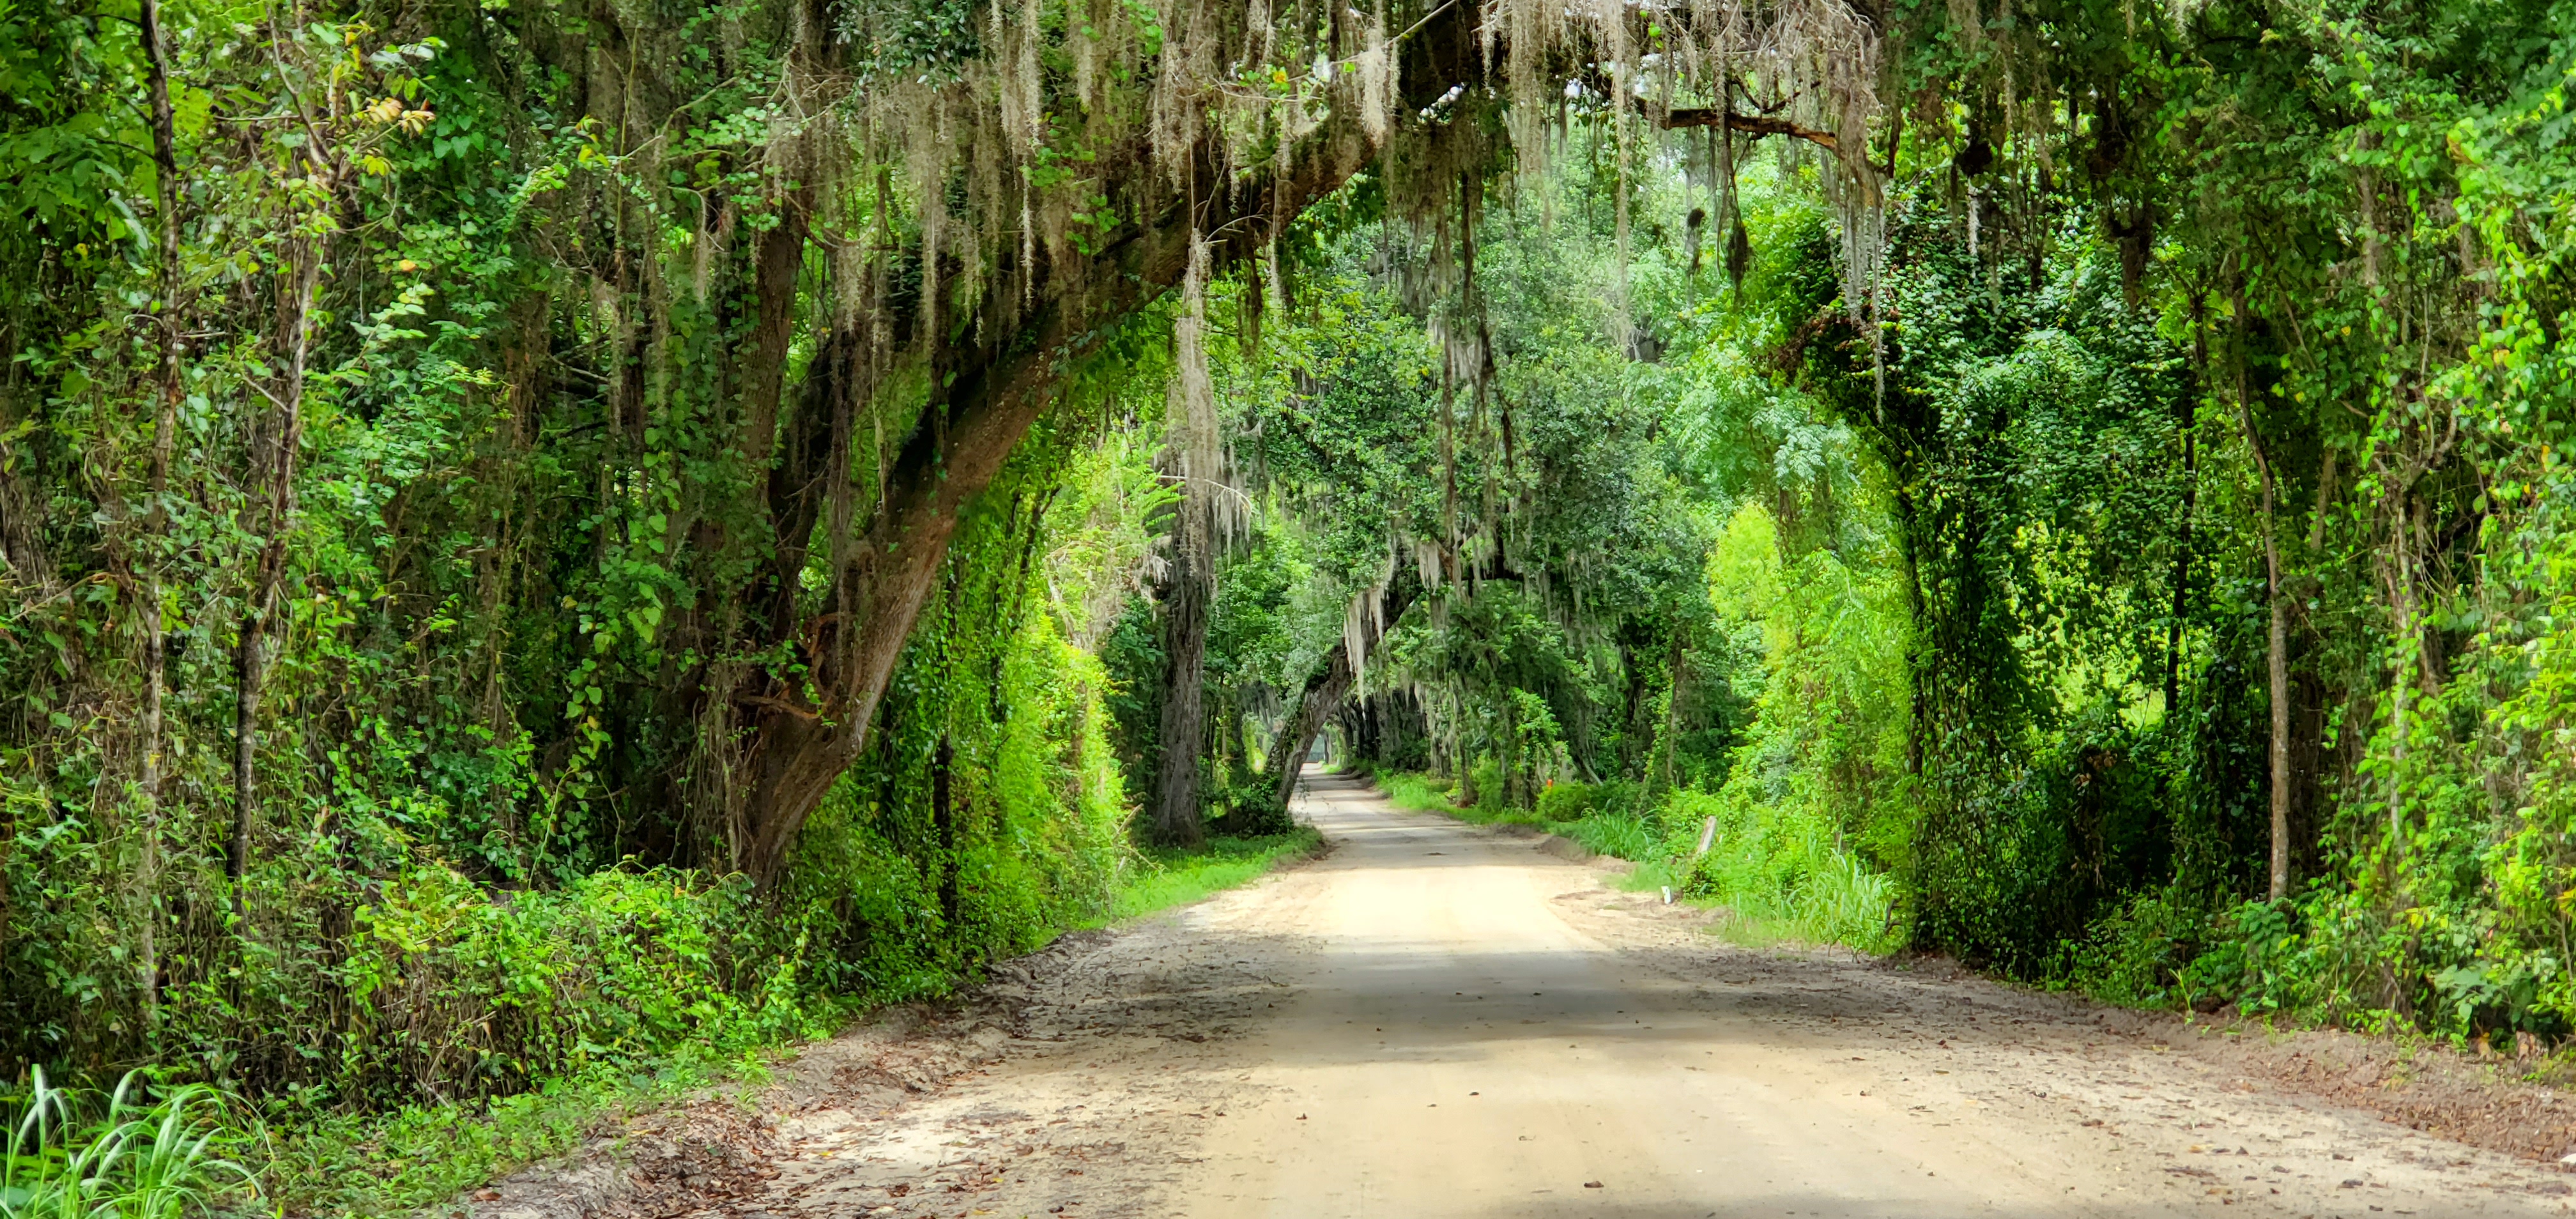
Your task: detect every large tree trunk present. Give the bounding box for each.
[1151,534,1212,846]
[1344,695,1382,767]
[1271,639,1354,815]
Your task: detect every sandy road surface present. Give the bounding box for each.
[481,767,2576,1219]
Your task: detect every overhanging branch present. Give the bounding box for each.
[1662,107,1839,152]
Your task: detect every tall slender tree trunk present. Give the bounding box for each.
[232,242,323,896]
[2384,493,2413,867]
[136,0,185,1029]
[1452,682,1482,807]
[1220,690,1248,784]
[1657,628,1689,795]
[2237,394,2291,902]
[2165,321,2202,714]
[2263,556,2291,900]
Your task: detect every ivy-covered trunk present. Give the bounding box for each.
[1152,535,1212,847]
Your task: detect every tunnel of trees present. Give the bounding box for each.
[8,0,2576,1190]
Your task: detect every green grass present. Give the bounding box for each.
[1562,811,1657,860]
[1369,769,1548,827]
[1091,828,1326,924]
[267,1056,754,1217]
[1368,769,1899,954]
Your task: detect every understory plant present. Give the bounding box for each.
[0,1069,257,1218]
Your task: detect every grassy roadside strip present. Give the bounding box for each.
[252,827,1323,1216]
[1087,828,1327,926]
[271,1057,746,1216]
[1368,769,1540,827]
[1356,766,1899,953]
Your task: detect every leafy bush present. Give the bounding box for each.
[2069,886,2218,1009]
[1535,783,1600,823]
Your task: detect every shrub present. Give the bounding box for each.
[1536,783,1598,823]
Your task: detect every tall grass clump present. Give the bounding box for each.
[1660,790,1903,951]
[1565,811,1659,861]
[0,1069,259,1218]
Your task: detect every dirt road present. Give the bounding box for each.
[481,767,2576,1218]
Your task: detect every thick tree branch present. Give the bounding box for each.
[1662,107,1840,151]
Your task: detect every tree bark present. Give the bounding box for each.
[2164,332,2200,714]
[2236,395,2291,902]
[231,242,322,896]
[2384,491,2414,867]
[1268,581,1417,814]
[136,0,185,1029]
[1152,528,1212,846]
[1657,627,1689,794]
[1271,638,1353,814]
[1660,109,1844,153]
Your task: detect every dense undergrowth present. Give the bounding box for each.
[1,823,1317,1217]
[262,824,1318,1216]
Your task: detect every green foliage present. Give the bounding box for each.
[1534,781,1611,824]
[0,1070,257,1218]
[1371,770,1459,816]
[267,1064,696,1218]
[1561,811,1657,862]
[1651,785,1900,954]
